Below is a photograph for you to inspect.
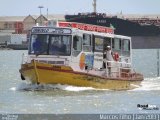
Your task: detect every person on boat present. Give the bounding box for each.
[51,40,60,54]
[106,46,114,61]
[40,40,48,54]
[33,37,42,54]
[59,40,66,53]
[105,46,114,76]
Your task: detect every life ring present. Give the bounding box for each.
[113,52,119,61]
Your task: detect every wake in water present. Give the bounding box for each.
[10,82,95,92]
[131,77,160,91]
[10,77,160,92]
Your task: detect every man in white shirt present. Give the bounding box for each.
[106,46,114,61]
[105,46,114,77]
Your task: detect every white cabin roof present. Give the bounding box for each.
[114,35,131,40]
[31,25,131,40]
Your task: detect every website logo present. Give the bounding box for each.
[137,104,159,110]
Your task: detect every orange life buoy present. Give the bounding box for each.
[113,52,119,61]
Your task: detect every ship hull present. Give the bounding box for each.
[65,15,160,49]
[19,61,143,90]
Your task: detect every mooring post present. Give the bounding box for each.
[157,49,159,77]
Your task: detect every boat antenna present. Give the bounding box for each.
[47,8,48,19]
[93,0,97,13]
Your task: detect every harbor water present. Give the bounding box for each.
[0,50,160,114]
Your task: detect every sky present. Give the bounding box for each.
[0,0,160,16]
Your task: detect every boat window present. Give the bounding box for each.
[112,38,121,54]
[104,37,111,50]
[29,34,49,55]
[121,39,130,56]
[94,36,104,52]
[72,35,82,56]
[83,34,92,52]
[49,35,71,56]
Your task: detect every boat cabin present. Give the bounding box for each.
[25,23,132,78]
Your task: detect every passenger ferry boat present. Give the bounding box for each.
[19,21,143,90]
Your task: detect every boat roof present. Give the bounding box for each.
[114,34,131,39]
[31,25,131,40]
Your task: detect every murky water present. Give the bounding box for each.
[0,50,160,114]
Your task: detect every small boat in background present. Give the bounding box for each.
[19,21,143,90]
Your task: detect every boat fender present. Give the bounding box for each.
[113,52,119,61]
[21,74,25,80]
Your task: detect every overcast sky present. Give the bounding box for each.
[0,0,160,16]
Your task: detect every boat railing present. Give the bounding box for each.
[104,60,134,79]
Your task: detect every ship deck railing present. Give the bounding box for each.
[104,60,135,79]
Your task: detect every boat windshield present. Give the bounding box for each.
[29,34,71,56]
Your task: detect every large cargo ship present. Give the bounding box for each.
[65,0,160,49]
